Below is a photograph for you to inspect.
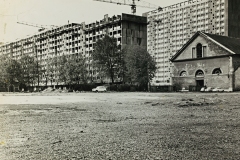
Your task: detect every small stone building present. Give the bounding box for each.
[170,31,240,91]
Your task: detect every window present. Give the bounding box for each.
[196,70,204,77]
[203,46,207,56]
[212,68,222,74]
[180,71,187,77]
[192,43,207,58]
[192,47,196,58]
[196,43,203,58]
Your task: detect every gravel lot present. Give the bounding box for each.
[0,92,240,160]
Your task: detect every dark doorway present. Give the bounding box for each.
[196,80,204,91]
[196,80,204,87]
[195,70,204,91]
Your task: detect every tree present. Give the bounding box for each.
[52,54,88,87]
[7,59,23,91]
[63,55,88,87]
[19,54,39,88]
[0,55,8,86]
[92,63,107,83]
[0,55,23,91]
[56,55,68,86]
[92,35,123,84]
[45,57,57,86]
[124,45,157,91]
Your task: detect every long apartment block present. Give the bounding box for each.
[0,23,85,86]
[0,13,147,86]
[146,0,240,86]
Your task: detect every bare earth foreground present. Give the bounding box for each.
[0,92,239,160]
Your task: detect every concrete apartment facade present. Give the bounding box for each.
[0,23,85,87]
[84,13,147,83]
[146,0,240,88]
[0,13,147,87]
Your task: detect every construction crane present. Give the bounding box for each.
[93,0,162,15]
[17,21,58,32]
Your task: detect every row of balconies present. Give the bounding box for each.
[12,48,23,52]
[12,52,22,57]
[149,0,225,18]
[86,16,121,30]
[95,31,103,35]
[22,48,33,52]
[85,32,107,39]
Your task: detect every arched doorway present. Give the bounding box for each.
[195,70,204,87]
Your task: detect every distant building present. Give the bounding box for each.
[171,31,240,91]
[0,13,147,87]
[146,0,240,88]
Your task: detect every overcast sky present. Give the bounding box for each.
[0,0,181,43]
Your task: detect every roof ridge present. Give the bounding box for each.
[203,32,240,40]
[171,31,239,61]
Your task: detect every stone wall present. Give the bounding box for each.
[172,57,230,89]
[232,56,240,90]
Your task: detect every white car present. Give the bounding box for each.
[205,87,213,92]
[92,86,107,92]
[212,87,224,92]
[200,87,212,92]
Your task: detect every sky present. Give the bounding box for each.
[0,0,182,43]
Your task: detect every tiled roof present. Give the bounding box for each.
[203,33,240,54]
[171,31,240,61]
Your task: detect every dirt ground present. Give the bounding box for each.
[0,92,240,160]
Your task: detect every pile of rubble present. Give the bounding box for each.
[41,87,69,93]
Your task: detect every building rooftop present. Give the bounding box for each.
[171,31,240,61]
[204,33,240,55]
[146,0,207,14]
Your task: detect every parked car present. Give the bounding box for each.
[92,86,107,92]
[179,87,189,92]
[212,87,224,92]
[205,87,213,92]
[200,87,212,92]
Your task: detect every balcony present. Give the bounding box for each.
[114,34,121,38]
